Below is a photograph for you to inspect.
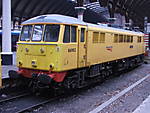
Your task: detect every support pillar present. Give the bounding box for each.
[144,17,148,34]
[75,7,86,21]
[1,0,13,65]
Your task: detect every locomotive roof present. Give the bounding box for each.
[22,14,143,36]
[87,23,144,36]
[22,14,86,26]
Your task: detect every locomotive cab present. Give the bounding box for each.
[17,21,87,80]
[17,24,62,75]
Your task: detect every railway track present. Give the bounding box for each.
[16,95,63,113]
[0,78,67,113]
[0,88,66,113]
[0,67,141,113]
[0,70,133,113]
[0,93,30,104]
[0,83,30,104]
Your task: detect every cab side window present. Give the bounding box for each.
[63,25,77,43]
[63,25,70,43]
[137,36,142,43]
[71,26,77,42]
[81,28,85,42]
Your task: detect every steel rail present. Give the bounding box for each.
[16,95,63,113]
[0,93,30,104]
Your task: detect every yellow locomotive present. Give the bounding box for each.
[9,14,144,89]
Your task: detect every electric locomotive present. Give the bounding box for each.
[9,14,144,89]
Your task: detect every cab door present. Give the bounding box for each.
[78,26,87,68]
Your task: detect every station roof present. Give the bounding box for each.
[100,0,150,28]
[0,0,148,29]
[0,0,108,24]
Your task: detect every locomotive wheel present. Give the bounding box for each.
[63,72,79,89]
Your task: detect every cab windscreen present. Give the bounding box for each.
[20,25,32,41]
[44,24,60,42]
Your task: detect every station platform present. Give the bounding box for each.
[2,65,17,79]
[2,52,17,79]
[133,95,150,113]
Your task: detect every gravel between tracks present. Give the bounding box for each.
[0,94,52,113]
[100,76,150,113]
[35,64,150,113]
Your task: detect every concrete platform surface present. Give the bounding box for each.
[2,65,18,78]
[133,95,150,113]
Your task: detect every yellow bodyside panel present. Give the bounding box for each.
[57,44,78,71]
[86,29,144,66]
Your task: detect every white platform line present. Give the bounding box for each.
[133,95,150,113]
[89,74,150,113]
